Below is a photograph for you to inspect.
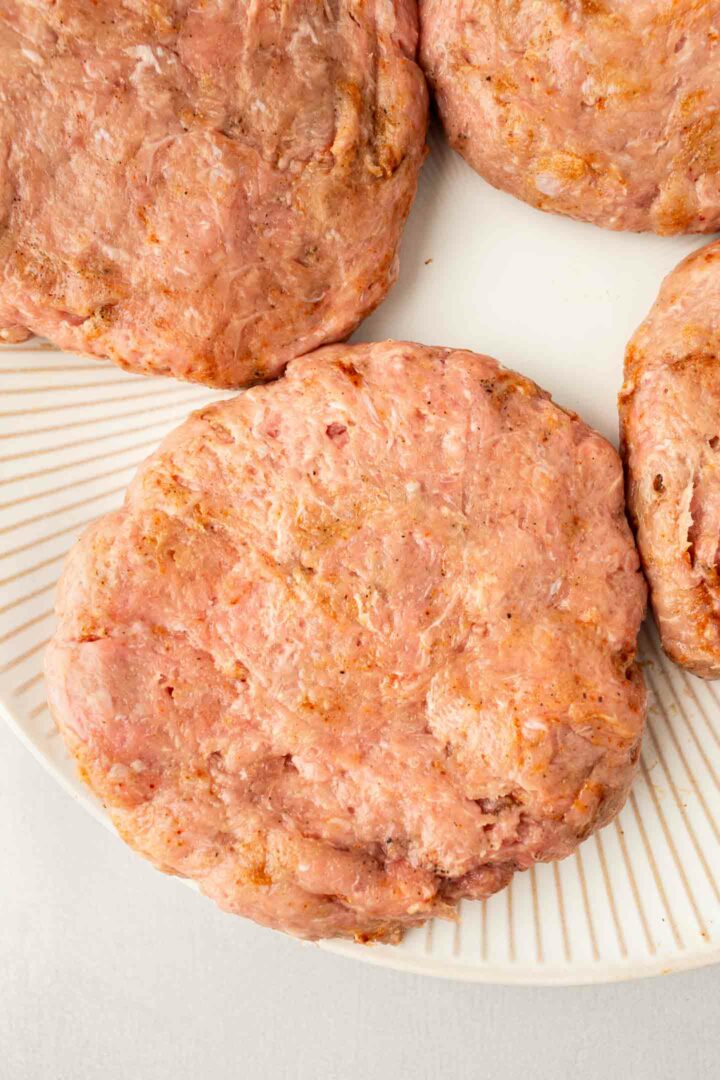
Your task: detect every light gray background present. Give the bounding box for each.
[2,723,719,1080]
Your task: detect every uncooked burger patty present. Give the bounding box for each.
[0,2,426,386]
[46,342,646,941]
[420,1,720,234]
[621,241,720,678]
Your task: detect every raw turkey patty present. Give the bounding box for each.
[621,241,720,678]
[420,1,720,233]
[0,1,426,385]
[46,341,647,941]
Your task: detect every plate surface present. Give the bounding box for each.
[1,127,719,983]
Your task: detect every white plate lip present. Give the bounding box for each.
[320,937,720,986]
[3,693,718,986]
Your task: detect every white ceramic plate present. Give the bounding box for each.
[2,126,719,984]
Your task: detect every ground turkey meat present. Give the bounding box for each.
[621,240,720,677]
[0,1,427,385]
[420,0,720,233]
[46,341,647,941]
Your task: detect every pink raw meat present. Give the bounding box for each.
[420,0,720,233]
[621,240,720,677]
[47,341,647,941]
[0,1,427,385]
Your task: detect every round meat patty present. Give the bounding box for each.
[0,2,426,387]
[621,241,720,678]
[46,342,647,941]
[420,1,720,234]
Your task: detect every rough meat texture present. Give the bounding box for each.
[46,342,647,941]
[621,241,720,677]
[420,0,720,234]
[0,1,426,386]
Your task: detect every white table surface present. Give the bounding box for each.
[2,721,719,1080]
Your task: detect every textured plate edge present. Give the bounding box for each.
[319,936,720,986]
[2,696,719,985]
